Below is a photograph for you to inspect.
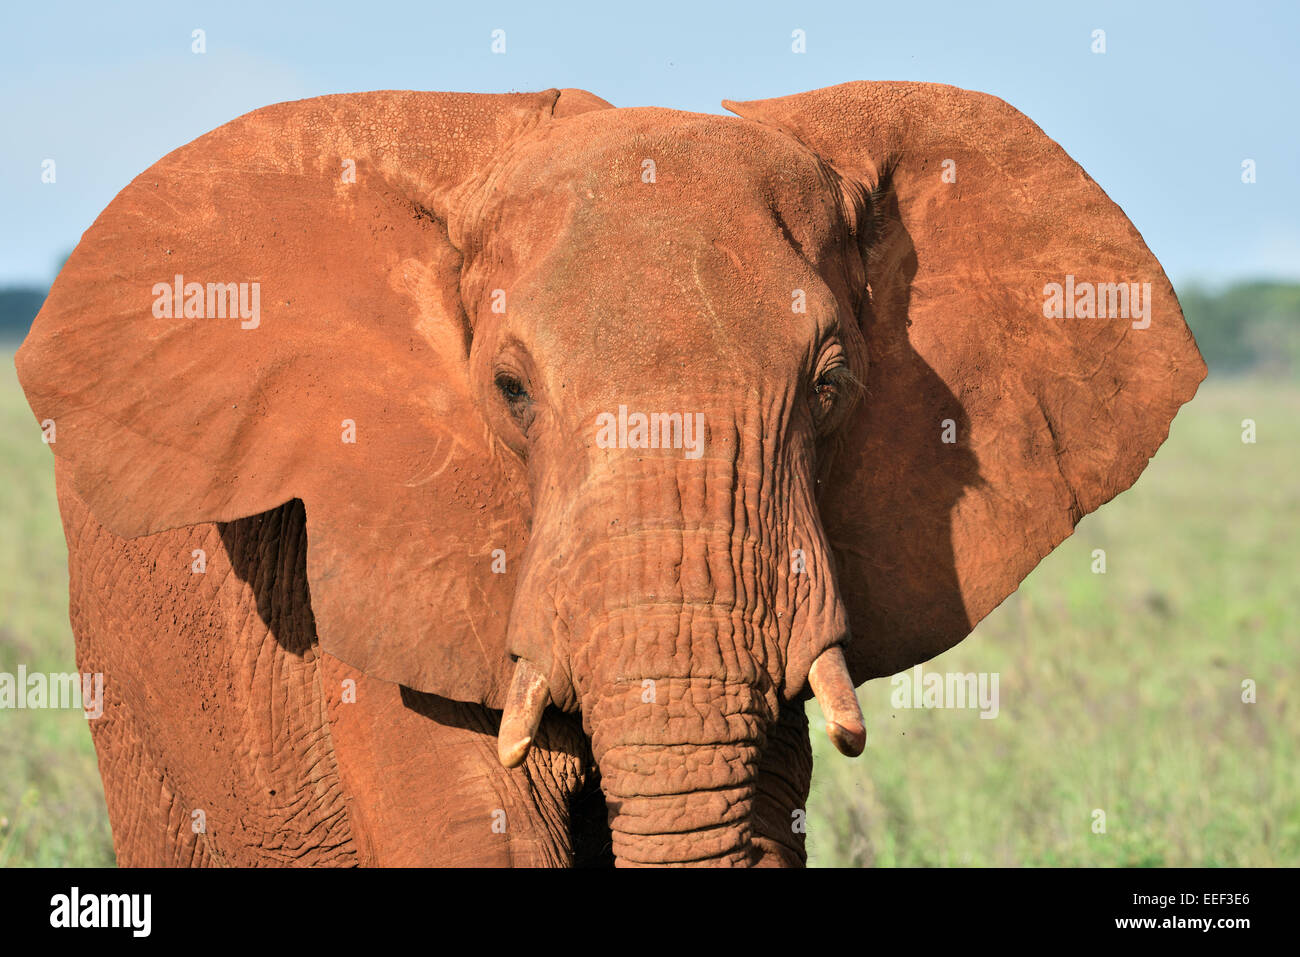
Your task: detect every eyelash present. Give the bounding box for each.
[811,362,854,431]
[814,367,843,394]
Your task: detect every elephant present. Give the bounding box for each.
[16,81,1205,867]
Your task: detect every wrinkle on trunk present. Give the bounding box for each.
[530,417,844,866]
[584,667,770,867]
[604,769,758,866]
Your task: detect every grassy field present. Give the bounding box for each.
[0,348,113,866]
[808,376,1300,866]
[1,348,1295,867]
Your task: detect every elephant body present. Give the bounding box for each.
[59,473,610,866]
[19,83,1205,866]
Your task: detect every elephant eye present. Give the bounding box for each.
[811,364,855,433]
[494,370,537,440]
[813,369,841,408]
[495,372,529,403]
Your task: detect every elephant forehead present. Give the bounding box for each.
[467,110,851,368]
[480,108,849,264]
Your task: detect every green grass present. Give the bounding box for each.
[0,347,113,866]
[1,347,1295,867]
[807,375,1300,866]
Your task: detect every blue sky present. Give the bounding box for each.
[2,0,1296,288]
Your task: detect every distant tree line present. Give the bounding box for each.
[1,275,1297,378]
[1176,281,1300,378]
[0,287,47,341]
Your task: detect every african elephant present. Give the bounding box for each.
[16,82,1204,867]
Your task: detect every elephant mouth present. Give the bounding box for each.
[498,646,863,867]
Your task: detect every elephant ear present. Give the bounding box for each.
[17,88,612,707]
[725,82,1206,683]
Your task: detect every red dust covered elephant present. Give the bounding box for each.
[16,82,1204,866]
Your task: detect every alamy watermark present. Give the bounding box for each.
[50,887,150,937]
[0,667,104,719]
[595,405,705,459]
[890,665,999,718]
[151,274,260,329]
[1042,275,1151,329]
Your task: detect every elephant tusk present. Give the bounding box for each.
[808,645,866,757]
[498,656,551,768]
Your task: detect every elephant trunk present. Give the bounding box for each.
[601,746,760,866]
[585,668,768,867]
[503,435,854,865]
[564,498,780,866]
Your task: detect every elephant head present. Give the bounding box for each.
[16,82,1205,866]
